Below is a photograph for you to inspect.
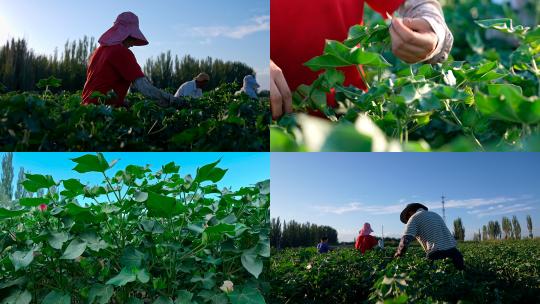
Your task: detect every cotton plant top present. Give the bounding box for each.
[174,80,203,99]
[403,209,457,254]
[82,45,145,106]
[317,242,330,253]
[271,0,453,106]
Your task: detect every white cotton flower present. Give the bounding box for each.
[306,263,312,270]
[220,280,234,293]
[444,70,457,86]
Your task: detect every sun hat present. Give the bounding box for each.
[98,12,149,47]
[194,73,210,82]
[359,222,374,236]
[400,203,428,224]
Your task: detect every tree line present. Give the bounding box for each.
[452,215,533,242]
[0,153,32,208]
[0,38,256,92]
[270,218,338,249]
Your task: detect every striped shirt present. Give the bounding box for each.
[404,209,457,254]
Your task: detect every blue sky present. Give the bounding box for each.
[271,153,540,242]
[6,152,269,196]
[0,0,269,89]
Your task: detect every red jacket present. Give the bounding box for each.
[82,45,144,107]
[355,235,378,253]
[271,0,404,107]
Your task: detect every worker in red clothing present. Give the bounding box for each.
[82,12,180,107]
[355,222,378,254]
[270,0,454,119]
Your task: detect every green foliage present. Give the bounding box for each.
[453,217,465,241]
[271,17,540,151]
[270,218,338,248]
[0,84,269,151]
[0,153,14,205]
[269,240,540,303]
[0,37,256,93]
[0,154,269,303]
[144,53,256,92]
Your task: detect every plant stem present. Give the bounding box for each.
[356,65,370,90]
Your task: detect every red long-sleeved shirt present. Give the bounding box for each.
[271,0,405,106]
[355,235,378,253]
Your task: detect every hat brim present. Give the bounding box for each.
[98,25,149,47]
[400,203,428,224]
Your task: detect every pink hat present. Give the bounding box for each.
[359,223,373,236]
[98,12,149,47]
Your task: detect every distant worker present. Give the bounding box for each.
[394,203,464,270]
[235,75,260,99]
[174,73,210,99]
[355,222,378,254]
[82,12,180,107]
[317,236,330,254]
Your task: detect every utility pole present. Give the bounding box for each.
[441,195,446,223]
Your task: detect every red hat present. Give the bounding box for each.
[99,12,149,47]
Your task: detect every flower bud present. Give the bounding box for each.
[219,280,234,293]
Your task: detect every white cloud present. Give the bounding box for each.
[188,15,269,40]
[466,203,535,217]
[315,196,537,218]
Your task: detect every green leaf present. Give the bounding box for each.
[256,180,270,195]
[48,231,69,250]
[190,272,216,290]
[344,24,369,47]
[477,84,540,124]
[88,284,114,304]
[241,247,263,278]
[0,208,25,219]
[270,127,299,152]
[153,297,173,304]
[305,53,351,71]
[121,247,145,268]
[162,162,180,174]
[198,290,228,304]
[524,27,540,43]
[42,291,70,304]
[80,232,109,252]
[1,289,32,304]
[21,173,55,192]
[195,160,228,183]
[60,239,87,259]
[140,220,165,234]
[174,290,194,304]
[145,192,186,218]
[475,18,528,36]
[136,268,150,283]
[133,191,149,202]
[61,179,85,197]
[106,267,137,287]
[18,197,48,207]
[9,250,34,271]
[228,287,265,304]
[348,47,391,67]
[203,223,236,243]
[71,153,110,173]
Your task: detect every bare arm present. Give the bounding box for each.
[394,235,415,257]
[398,0,453,63]
[132,77,181,107]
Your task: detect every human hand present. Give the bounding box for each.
[390,17,437,64]
[394,251,402,258]
[270,60,293,120]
